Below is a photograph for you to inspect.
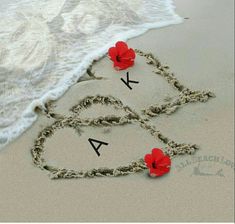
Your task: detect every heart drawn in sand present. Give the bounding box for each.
[31,49,215,179]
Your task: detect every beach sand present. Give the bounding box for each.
[0,0,234,221]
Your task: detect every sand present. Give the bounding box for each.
[0,0,234,221]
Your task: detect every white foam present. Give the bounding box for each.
[0,0,183,150]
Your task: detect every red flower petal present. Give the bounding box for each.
[158,156,171,167]
[144,154,154,167]
[122,48,136,60]
[108,47,118,61]
[114,60,134,70]
[149,168,157,177]
[118,57,134,64]
[155,156,171,176]
[116,41,129,56]
[152,148,165,162]
[154,165,170,177]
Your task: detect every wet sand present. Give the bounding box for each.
[0,0,234,221]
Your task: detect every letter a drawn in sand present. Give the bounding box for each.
[88,138,109,156]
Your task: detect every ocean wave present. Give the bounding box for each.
[0,0,183,150]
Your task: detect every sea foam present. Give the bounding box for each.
[0,0,183,150]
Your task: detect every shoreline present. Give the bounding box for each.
[0,0,183,151]
[0,0,234,221]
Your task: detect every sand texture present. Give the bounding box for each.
[0,0,234,221]
[31,50,214,179]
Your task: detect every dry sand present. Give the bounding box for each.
[0,0,234,221]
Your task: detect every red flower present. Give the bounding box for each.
[144,148,171,177]
[108,41,136,70]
